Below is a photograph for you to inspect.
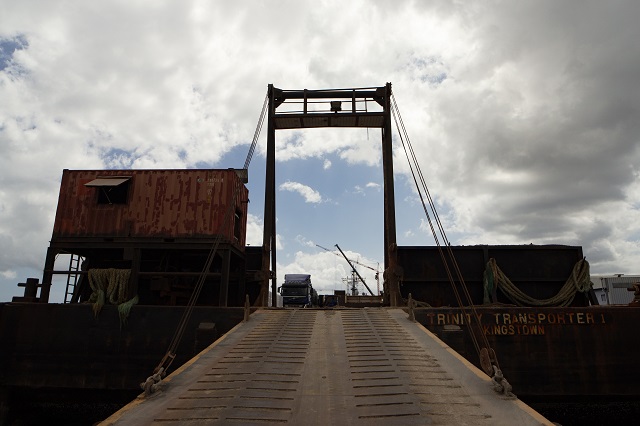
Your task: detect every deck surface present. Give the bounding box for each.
[102,308,550,425]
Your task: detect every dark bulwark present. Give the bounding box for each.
[397,244,640,400]
[0,303,250,423]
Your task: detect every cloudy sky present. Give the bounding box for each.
[1,0,639,302]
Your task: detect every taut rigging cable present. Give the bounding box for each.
[390,93,509,387]
[143,91,269,393]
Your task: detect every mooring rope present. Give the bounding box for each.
[87,268,138,324]
[484,257,591,307]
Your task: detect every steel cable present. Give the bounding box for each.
[153,91,269,377]
[390,93,495,369]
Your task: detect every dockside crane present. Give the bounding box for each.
[333,244,375,296]
[316,244,380,295]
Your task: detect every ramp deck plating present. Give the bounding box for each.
[102,308,550,425]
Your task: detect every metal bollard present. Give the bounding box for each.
[244,294,251,322]
[408,293,415,322]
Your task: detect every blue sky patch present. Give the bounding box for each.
[102,147,137,169]
[0,34,28,71]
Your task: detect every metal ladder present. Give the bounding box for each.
[64,254,84,303]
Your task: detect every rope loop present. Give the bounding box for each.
[88,268,136,322]
[484,258,591,307]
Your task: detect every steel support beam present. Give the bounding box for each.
[261,83,398,307]
[40,247,57,303]
[263,84,277,307]
[381,83,400,306]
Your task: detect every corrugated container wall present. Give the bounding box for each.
[601,276,640,305]
[52,169,248,247]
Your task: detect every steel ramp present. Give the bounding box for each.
[101,308,551,425]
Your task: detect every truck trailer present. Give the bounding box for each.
[278,274,317,307]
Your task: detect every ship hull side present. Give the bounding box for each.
[414,305,640,399]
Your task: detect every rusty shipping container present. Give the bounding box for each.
[31,168,256,306]
[52,168,248,246]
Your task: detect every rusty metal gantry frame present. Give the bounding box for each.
[261,84,401,307]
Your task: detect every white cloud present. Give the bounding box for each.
[0,269,16,280]
[2,0,640,301]
[245,213,263,246]
[354,182,381,196]
[294,235,317,248]
[279,181,323,203]
[366,182,381,190]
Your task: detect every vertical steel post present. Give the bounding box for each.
[381,82,399,306]
[262,85,277,307]
[271,190,277,307]
[40,247,56,303]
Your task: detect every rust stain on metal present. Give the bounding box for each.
[53,169,248,246]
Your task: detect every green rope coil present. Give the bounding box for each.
[118,295,139,325]
[483,258,591,307]
[483,265,495,304]
[88,268,137,322]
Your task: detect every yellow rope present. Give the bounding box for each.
[485,258,591,307]
[88,268,136,319]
